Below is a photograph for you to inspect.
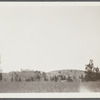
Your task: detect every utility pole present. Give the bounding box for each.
[0,55,1,65]
[0,55,1,71]
[0,55,2,81]
[0,55,1,64]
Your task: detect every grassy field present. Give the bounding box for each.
[0,81,100,93]
[80,82,100,92]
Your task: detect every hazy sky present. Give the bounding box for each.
[0,3,100,72]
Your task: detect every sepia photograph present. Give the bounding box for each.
[0,2,100,98]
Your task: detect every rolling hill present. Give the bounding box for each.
[46,69,85,80]
[2,69,85,81]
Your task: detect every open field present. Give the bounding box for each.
[0,81,100,93]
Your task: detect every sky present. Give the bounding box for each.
[0,3,100,72]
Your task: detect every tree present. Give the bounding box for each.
[67,76,73,82]
[19,77,21,82]
[36,74,40,81]
[80,74,84,82]
[44,77,48,81]
[54,76,58,82]
[63,75,67,80]
[84,59,100,81]
[31,76,34,81]
[11,76,13,81]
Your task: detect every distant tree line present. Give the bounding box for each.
[1,70,85,82]
[1,59,100,82]
[9,70,84,82]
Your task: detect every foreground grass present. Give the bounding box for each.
[0,81,79,93]
[80,82,100,92]
[0,81,100,93]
